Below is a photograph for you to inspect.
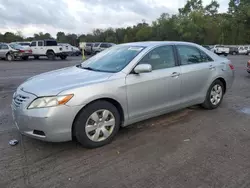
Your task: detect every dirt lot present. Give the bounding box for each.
[0,55,250,188]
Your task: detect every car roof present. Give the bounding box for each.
[121,41,200,47]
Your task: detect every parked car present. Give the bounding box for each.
[84,43,93,55]
[58,43,80,56]
[247,60,250,73]
[229,47,239,55]
[211,45,229,56]
[0,43,32,61]
[72,46,81,56]
[238,46,248,55]
[30,39,72,60]
[92,42,115,54]
[12,41,234,148]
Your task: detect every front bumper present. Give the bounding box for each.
[13,52,32,58]
[11,89,83,142]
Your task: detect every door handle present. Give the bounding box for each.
[209,65,216,70]
[171,72,180,77]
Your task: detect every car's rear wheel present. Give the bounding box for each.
[202,80,225,109]
[6,54,13,61]
[47,51,55,60]
[74,100,120,148]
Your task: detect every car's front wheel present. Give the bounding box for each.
[74,100,120,148]
[6,53,13,61]
[202,80,225,109]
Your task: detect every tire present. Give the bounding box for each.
[224,53,228,56]
[34,56,39,60]
[74,100,120,148]
[233,52,236,55]
[47,51,56,60]
[22,56,29,60]
[202,80,225,110]
[6,53,13,61]
[60,55,67,60]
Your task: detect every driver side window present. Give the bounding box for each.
[139,45,176,70]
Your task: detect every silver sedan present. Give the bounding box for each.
[12,41,234,148]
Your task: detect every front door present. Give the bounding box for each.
[126,45,181,122]
[30,41,38,55]
[175,45,214,105]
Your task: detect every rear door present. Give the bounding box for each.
[0,44,9,58]
[176,45,215,105]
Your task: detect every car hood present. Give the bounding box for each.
[19,66,113,96]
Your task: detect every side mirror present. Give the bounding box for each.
[134,64,152,74]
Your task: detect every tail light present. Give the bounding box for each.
[19,50,25,53]
[229,63,234,70]
[247,60,250,66]
[29,50,32,53]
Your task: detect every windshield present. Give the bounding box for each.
[81,45,145,73]
[94,43,100,47]
[9,43,24,50]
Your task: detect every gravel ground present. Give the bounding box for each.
[0,55,250,188]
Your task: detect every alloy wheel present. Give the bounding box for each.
[85,109,115,142]
[210,84,223,105]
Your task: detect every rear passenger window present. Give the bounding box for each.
[176,45,212,65]
[200,50,213,62]
[0,44,9,49]
[38,41,43,46]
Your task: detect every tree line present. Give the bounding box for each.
[0,0,250,46]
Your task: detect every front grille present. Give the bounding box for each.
[13,94,29,108]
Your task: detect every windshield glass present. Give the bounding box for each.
[9,43,23,50]
[81,45,145,73]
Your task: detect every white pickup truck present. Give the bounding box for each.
[211,45,229,56]
[30,39,72,60]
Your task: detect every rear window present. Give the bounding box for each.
[94,43,100,47]
[86,43,92,46]
[45,40,57,46]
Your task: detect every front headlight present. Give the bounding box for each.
[28,94,73,109]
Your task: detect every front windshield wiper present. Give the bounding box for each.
[82,66,98,71]
[77,64,116,73]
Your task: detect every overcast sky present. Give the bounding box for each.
[0,0,229,37]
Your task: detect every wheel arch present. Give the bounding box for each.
[71,97,125,139]
[214,77,227,93]
[46,49,55,54]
